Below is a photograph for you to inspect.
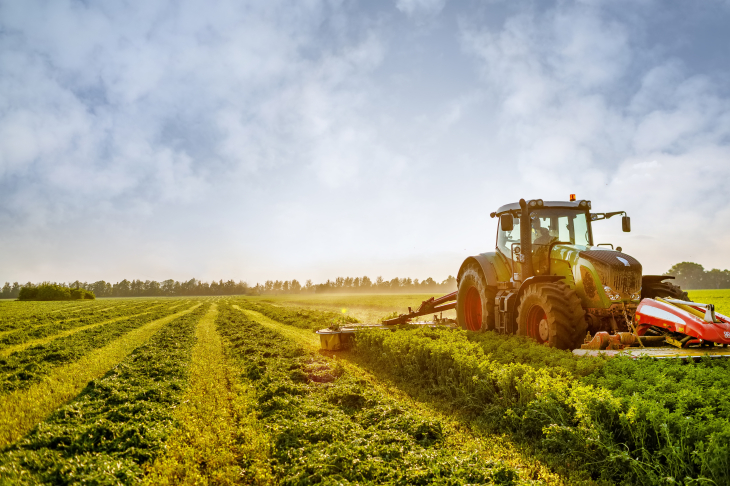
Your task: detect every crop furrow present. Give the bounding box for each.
[144,303,274,484]
[0,301,136,333]
[0,304,191,393]
[0,303,167,351]
[217,302,524,485]
[0,303,208,484]
[0,303,203,447]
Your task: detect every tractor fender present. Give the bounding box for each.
[642,275,675,284]
[512,276,565,313]
[457,254,498,289]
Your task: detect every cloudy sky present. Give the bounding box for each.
[1,0,730,285]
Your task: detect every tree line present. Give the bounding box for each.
[8,263,727,299]
[0,279,253,299]
[0,275,458,299]
[19,283,95,301]
[665,262,730,290]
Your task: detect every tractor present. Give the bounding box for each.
[316,196,730,354]
[453,197,688,349]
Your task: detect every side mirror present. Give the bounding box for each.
[500,214,514,232]
[622,216,631,232]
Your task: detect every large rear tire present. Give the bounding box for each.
[456,264,496,331]
[641,280,690,301]
[516,282,587,349]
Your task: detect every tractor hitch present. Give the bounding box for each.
[381,292,457,325]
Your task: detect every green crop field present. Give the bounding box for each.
[247,293,458,323]
[1,292,730,485]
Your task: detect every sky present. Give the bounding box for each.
[1,0,730,285]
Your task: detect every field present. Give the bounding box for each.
[0,291,729,485]
[246,293,457,323]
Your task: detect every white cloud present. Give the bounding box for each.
[459,1,730,272]
[395,0,448,17]
[2,0,730,283]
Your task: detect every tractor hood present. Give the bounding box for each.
[549,244,643,305]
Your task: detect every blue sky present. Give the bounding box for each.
[1,0,730,285]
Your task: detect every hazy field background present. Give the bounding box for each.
[245,289,730,324]
[246,293,455,323]
[2,290,727,324]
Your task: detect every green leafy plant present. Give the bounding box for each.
[216,302,520,485]
[353,326,730,484]
[0,304,209,484]
[0,303,185,393]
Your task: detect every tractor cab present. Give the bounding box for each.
[494,200,595,281]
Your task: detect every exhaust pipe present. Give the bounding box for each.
[519,198,533,280]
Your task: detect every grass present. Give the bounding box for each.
[0,300,127,333]
[143,303,273,485]
[1,291,727,484]
[688,289,730,315]
[235,300,359,330]
[0,303,189,393]
[245,293,456,323]
[218,302,525,485]
[233,301,564,485]
[354,326,730,484]
[238,297,730,484]
[0,303,209,485]
[0,303,202,448]
[0,304,169,358]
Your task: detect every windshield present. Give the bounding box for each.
[530,209,591,247]
[497,209,591,256]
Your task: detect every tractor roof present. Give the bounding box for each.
[496,200,587,214]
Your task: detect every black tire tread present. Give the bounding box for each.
[516,281,587,349]
[642,281,691,301]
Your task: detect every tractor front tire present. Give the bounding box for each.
[641,280,690,301]
[456,264,495,331]
[516,282,587,349]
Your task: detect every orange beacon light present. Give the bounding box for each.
[569,194,576,202]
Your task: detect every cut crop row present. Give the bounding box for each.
[216,302,520,485]
[235,299,358,330]
[0,303,191,393]
[0,303,209,485]
[0,302,167,351]
[236,300,730,484]
[0,300,134,333]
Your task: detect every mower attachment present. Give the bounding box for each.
[577,297,730,357]
[634,298,730,347]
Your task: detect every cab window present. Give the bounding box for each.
[497,214,521,256]
[530,209,591,247]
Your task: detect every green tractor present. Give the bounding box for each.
[455,198,689,349]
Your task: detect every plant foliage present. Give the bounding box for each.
[18,284,95,301]
[0,304,208,484]
[0,304,184,393]
[217,302,521,485]
[354,326,730,485]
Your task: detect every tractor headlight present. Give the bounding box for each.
[536,199,544,207]
[630,292,641,301]
[603,285,621,301]
[529,200,537,207]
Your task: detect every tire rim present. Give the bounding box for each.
[526,305,549,343]
[464,287,482,331]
